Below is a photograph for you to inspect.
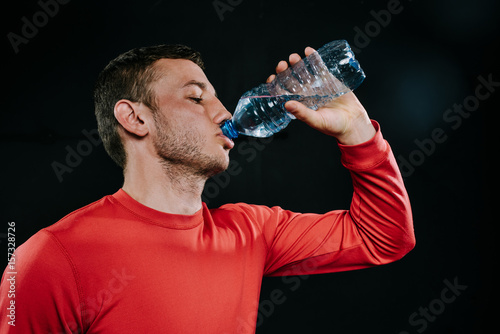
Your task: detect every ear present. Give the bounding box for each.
[114,100,149,137]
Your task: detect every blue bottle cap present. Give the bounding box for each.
[220,120,239,139]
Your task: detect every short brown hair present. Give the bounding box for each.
[93,44,205,169]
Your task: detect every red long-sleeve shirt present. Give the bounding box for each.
[0,121,415,333]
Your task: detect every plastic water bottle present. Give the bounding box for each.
[221,40,365,139]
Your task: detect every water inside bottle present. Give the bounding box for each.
[232,94,332,138]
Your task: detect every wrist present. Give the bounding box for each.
[335,116,376,146]
[337,121,388,170]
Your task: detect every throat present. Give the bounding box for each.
[122,162,206,215]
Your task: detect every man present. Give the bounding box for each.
[0,44,415,333]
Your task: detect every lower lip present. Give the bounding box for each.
[218,134,234,149]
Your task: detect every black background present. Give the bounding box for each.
[2,0,498,332]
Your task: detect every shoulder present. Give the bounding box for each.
[209,202,300,229]
[46,194,116,234]
[14,194,114,262]
[12,193,118,275]
[211,202,282,219]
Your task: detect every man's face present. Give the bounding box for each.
[148,58,234,178]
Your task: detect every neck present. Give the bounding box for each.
[122,159,207,215]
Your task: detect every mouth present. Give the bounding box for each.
[217,132,235,150]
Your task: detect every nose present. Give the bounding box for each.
[210,97,232,125]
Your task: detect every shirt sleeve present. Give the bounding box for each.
[261,120,416,276]
[0,230,84,333]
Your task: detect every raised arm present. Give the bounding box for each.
[261,120,415,276]
[261,46,415,276]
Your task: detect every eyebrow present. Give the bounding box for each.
[183,80,218,97]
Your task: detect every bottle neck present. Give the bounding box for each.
[220,120,239,139]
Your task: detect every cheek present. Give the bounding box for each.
[153,106,212,144]
[173,103,209,124]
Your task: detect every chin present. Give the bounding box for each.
[198,153,230,178]
[211,158,230,177]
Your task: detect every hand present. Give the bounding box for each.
[266,47,376,145]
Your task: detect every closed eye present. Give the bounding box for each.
[189,97,203,104]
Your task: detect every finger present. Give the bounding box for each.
[288,53,301,66]
[304,47,316,57]
[269,46,316,83]
[275,60,288,74]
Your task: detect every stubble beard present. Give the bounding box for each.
[152,112,228,180]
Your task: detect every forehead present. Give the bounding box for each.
[152,58,214,95]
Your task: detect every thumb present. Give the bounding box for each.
[285,101,321,125]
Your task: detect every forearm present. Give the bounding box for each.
[339,120,415,263]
